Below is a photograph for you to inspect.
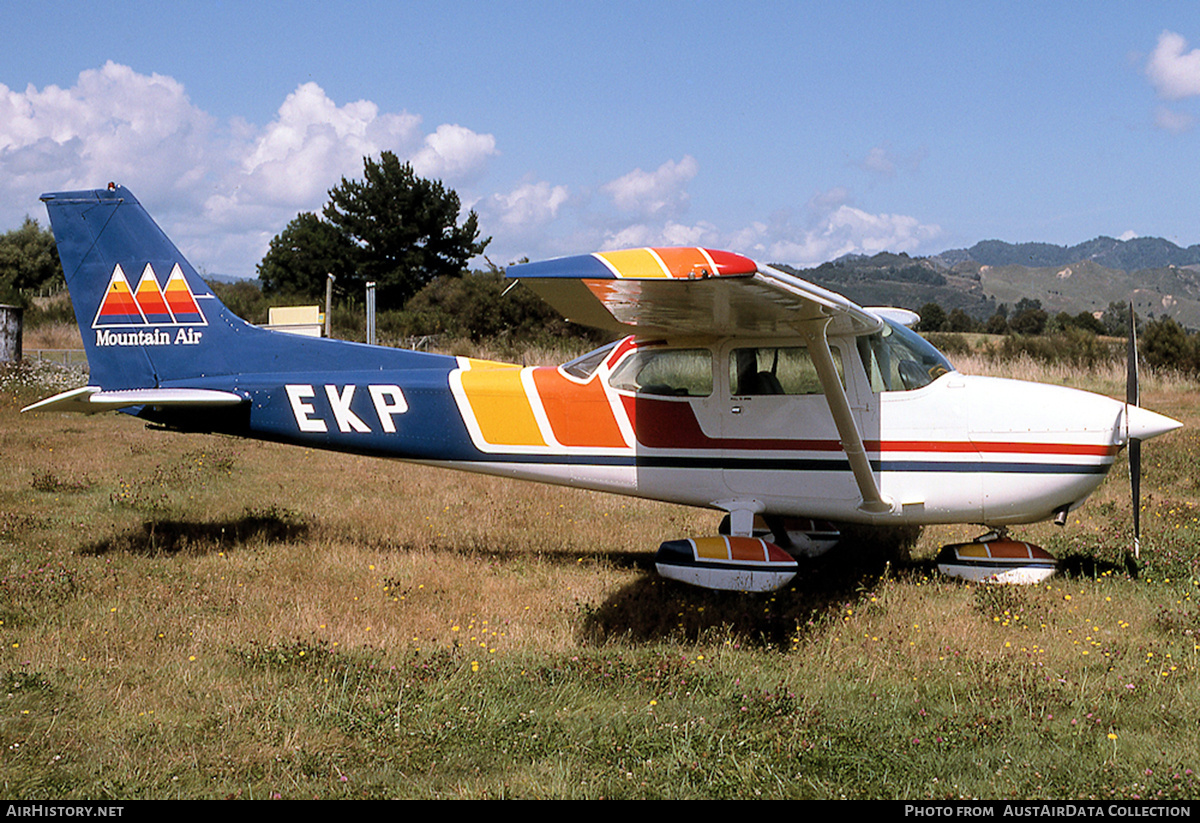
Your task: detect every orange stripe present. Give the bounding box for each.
[135,281,170,315]
[164,284,199,314]
[99,282,139,316]
[531,367,626,448]
[984,541,1035,559]
[651,247,714,278]
[727,537,768,562]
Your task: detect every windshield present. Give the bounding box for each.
[857,319,955,392]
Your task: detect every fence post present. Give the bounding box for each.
[366,282,376,346]
[0,305,22,363]
[325,274,335,338]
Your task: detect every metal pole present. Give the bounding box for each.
[366,282,376,346]
[325,274,335,338]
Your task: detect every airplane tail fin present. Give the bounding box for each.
[40,185,443,395]
[42,185,255,390]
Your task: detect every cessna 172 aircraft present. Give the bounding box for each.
[26,185,1182,591]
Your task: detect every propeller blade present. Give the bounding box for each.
[1130,438,1141,559]
[1127,300,1139,408]
[1127,301,1141,561]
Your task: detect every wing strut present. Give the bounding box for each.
[802,319,894,515]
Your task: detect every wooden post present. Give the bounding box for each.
[0,305,22,363]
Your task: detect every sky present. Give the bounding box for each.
[2,2,1199,279]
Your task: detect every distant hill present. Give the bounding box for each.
[774,236,1200,330]
[934,236,1200,271]
[773,253,997,320]
[202,272,256,285]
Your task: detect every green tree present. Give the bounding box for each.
[1009,299,1047,336]
[1101,302,1135,337]
[1141,315,1199,374]
[0,217,61,304]
[258,152,490,306]
[322,152,490,306]
[946,308,979,333]
[1071,311,1105,335]
[395,270,604,344]
[257,212,356,297]
[915,302,947,332]
[985,304,1009,335]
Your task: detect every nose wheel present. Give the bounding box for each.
[936,529,1058,585]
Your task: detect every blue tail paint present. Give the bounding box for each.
[42,186,454,391]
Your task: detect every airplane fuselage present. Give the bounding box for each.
[148,327,1131,530]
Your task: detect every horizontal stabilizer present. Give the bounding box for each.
[23,386,245,415]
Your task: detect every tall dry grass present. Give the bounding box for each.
[21,321,83,351]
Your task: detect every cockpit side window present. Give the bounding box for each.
[729,346,843,395]
[857,320,954,392]
[608,348,713,397]
[561,341,618,380]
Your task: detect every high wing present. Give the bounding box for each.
[508,246,894,515]
[507,247,884,338]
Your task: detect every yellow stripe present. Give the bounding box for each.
[463,357,516,370]
[597,248,670,278]
[692,537,730,560]
[459,367,546,447]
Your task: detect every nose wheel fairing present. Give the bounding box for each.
[936,535,1058,585]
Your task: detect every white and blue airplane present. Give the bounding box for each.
[25,185,1181,591]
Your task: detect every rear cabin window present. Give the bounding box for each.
[729,346,843,395]
[608,348,713,397]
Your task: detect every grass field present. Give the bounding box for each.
[2,352,1200,799]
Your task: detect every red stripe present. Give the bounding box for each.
[879,440,1117,457]
[621,396,1116,456]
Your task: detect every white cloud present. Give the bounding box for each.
[823,205,940,256]
[0,65,501,276]
[602,220,718,251]
[236,81,424,207]
[1153,105,1195,134]
[0,62,213,211]
[410,123,498,182]
[861,146,897,177]
[483,179,569,232]
[724,190,942,267]
[601,155,698,218]
[858,145,928,180]
[1146,30,1200,100]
